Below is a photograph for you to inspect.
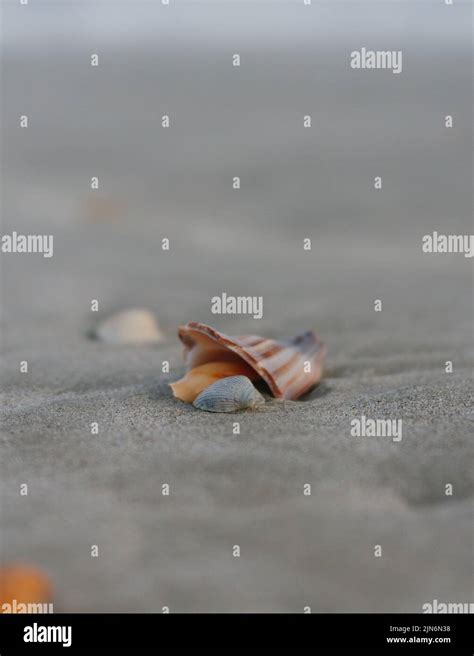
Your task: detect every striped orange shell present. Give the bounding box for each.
[177,322,326,400]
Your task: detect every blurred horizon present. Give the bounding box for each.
[2,0,472,51]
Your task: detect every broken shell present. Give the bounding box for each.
[170,360,259,403]
[193,375,265,413]
[176,322,326,400]
[94,309,163,344]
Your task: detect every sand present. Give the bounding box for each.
[1,1,473,612]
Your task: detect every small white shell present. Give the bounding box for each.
[193,376,265,413]
[94,309,163,344]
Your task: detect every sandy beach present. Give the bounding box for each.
[1,0,473,612]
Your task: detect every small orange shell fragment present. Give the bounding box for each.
[0,565,52,610]
[170,360,259,403]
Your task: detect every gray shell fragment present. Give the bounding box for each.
[193,376,265,413]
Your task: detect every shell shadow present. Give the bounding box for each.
[147,379,175,401]
[255,379,332,403]
[299,381,332,401]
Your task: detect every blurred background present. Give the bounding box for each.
[1,0,473,612]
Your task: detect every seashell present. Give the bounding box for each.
[193,375,265,413]
[170,360,259,403]
[94,309,164,344]
[175,321,326,401]
[0,564,52,607]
